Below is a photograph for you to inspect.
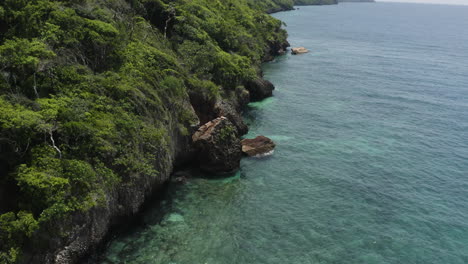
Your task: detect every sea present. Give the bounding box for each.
[96,2,468,263]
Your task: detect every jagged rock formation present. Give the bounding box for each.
[214,100,249,135]
[245,78,276,101]
[192,117,242,174]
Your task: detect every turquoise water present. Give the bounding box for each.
[98,3,468,263]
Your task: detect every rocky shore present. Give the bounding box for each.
[25,31,286,264]
[0,0,293,263]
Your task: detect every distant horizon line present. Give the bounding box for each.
[376,0,468,6]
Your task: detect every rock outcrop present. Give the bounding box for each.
[264,39,290,61]
[241,136,276,156]
[192,117,242,173]
[189,87,250,136]
[235,86,251,109]
[244,78,275,101]
[291,47,309,54]
[214,100,249,135]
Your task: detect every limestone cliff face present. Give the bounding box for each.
[0,0,290,262]
[21,99,199,264]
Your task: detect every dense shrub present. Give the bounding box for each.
[0,0,298,261]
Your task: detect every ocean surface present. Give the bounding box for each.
[97,3,468,263]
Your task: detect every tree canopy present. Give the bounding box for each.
[0,0,290,262]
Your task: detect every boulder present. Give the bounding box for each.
[214,100,248,135]
[241,136,276,157]
[291,47,309,55]
[244,78,275,101]
[192,117,242,173]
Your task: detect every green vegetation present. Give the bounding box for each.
[0,0,290,262]
[0,0,337,261]
[247,0,295,13]
[295,0,337,5]
[248,0,338,13]
[219,125,236,142]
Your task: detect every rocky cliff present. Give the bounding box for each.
[0,0,289,263]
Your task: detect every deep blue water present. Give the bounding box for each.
[99,2,468,263]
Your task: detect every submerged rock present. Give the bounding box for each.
[291,47,309,55]
[165,213,185,223]
[241,136,276,157]
[172,171,190,184]
[192,117,242,173]
[244,78,275,101]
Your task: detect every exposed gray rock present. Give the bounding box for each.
[244,78,275,101]
[192,117,242,174]
[214,100,248,135]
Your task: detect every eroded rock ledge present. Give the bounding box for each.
[245,78,276,101]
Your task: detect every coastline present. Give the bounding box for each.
[85,3,465,263]
[0,0,371,261]
[9,3,290,264]
[84,7,296,264]
[50,0,379,261]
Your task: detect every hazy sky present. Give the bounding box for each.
[378,0,468,5]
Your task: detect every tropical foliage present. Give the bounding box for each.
[0,0,292,262]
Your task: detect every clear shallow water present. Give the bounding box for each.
[98,3,468,263]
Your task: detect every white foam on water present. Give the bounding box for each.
[165,213,185,223]
[253,150,275,158]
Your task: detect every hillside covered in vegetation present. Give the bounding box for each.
[251,0,338,13]
[0,0,339,263]
[0,0,292,262]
